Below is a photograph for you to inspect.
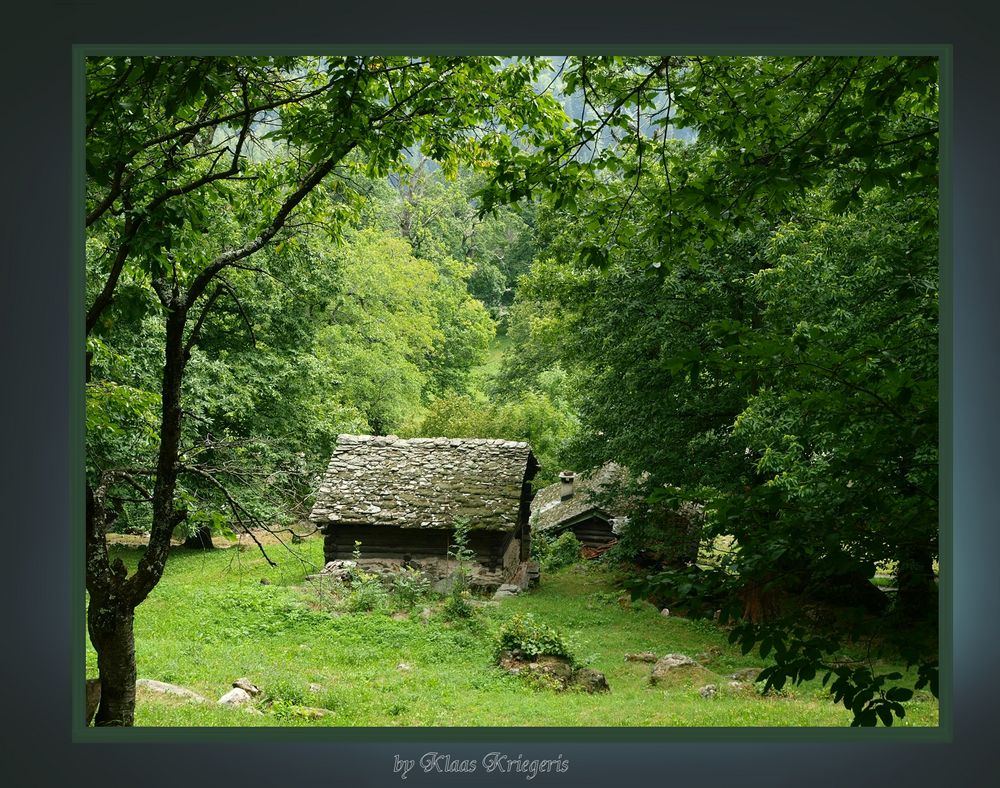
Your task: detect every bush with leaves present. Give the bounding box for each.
[494,613,575,663]
[727,618,937,727]
[441,518,476,619]
[345,573,391,614]
[392,566,431,610]
[532,530,582,571]
[343,541,391,613]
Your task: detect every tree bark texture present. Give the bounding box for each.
[87,598,136,726]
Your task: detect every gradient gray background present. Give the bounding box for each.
[1,0,996,785]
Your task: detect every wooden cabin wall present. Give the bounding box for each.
[324,524,510,570]
[565,516,615,547]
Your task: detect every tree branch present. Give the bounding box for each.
[175,465,278,567]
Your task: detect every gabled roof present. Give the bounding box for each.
[530,462,631,532]
[309,434,536,531]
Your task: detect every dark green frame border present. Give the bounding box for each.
[72,43,952,744]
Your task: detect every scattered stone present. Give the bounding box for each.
[391,611,409,621]
[136,679,209,704]
[217,687,253,707]
[624,651,658,663]
[660,608,670,617]
[259,578,270,585]
[493,583,522,600]
[699,684,717,699]
[571,668,610,694]
[652,653,699,671]
[396,662,413,672]
[728,681,749,691]
[419,607,432,624]
[232,677,260,696]
[308,683,324,694]
[730,668,763,682]
[313,554,512,594]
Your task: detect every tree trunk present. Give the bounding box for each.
[87,596,136,726]
[85,678,102,726]
[895,545,937,622]
[183,523,215,550]
[740,577,780,623]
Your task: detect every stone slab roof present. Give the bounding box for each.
[530,462,631,532]
[309,434,536,531]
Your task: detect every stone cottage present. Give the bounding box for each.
[309,434,538,587]
[529,462,630,548]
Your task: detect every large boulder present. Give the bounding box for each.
[729,667,763,682]
[497,651,609,693]
[232,677,260,696]
[492,584,522,600]
[217,687,253,707]
[649,653,715,687]
[571,668,610,694]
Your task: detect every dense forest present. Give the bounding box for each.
[85,55,938,727]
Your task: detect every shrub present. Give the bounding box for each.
[346,572,391,613]
[531,530,583,571]
[494,613,574,662]
[546,531,583,570]
[442,589,474,619]
[392,566,431,610]
[261,678,308,706]
[442,518,475,619]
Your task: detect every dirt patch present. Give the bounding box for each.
[106,525,322,549]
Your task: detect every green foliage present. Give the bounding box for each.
[494,613,575,662]
[346,575,391,614]
[478,54,939,727]
[532,531,583,571]
[443,518,476,619]
[344,540,391,613]
[86,55,940,730]
[410,389,578,485]
[261,678,309,707]
[725,620,937,727]
[392,567,431,610]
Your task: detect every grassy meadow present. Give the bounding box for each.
[85,536,939,727]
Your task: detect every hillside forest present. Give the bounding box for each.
[85,55,939,727]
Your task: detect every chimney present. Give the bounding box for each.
[559,471,576,501]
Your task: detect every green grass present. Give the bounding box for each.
[86,538,939,727]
